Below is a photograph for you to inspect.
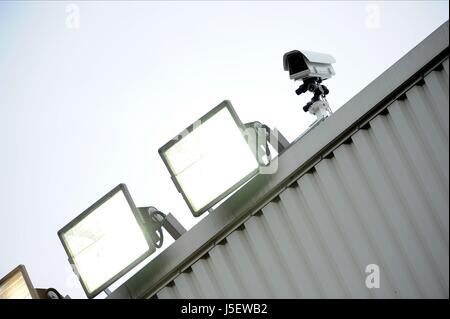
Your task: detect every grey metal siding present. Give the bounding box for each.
[156,59,449,299]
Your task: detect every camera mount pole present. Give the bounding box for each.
[296,77,333,121]
[307,99,333,121]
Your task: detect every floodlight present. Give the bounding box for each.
[0,265,68,299]
[159,100,261,217]
[0,265,38,299]
[58,184,156,298]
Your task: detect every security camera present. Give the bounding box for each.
[283,50,336,119]
[283,50,335,81]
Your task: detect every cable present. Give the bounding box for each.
[149,209,166,248]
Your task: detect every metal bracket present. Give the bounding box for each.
[308,99,333,121]
[36,288,70,299]
[138,207,186,242]
[152,211,187,240]
[269,127,289,154]
[244,122,290,162]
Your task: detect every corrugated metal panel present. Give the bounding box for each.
[156,58,449,299]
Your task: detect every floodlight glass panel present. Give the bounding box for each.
[0,266,36,299]
[160,101,259,216]
[59,185,152,297]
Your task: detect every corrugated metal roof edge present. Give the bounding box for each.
[108,21,449,299]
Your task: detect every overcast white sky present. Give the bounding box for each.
[0,1,448,299]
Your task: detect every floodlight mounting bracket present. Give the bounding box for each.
[138,207,186,248]
[244,122,289,164]
[269,127,290,153]
[36,288,71,299]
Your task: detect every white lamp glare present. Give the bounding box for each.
[59,185,153,297]
[160,101,259,216]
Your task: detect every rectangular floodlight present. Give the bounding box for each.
[159,100,260,217]
[58,184,155,298]
[0,265,39,299]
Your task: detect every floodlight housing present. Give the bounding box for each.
[58,183,155,298]
[0,265,39,299]
[159,100,260,217]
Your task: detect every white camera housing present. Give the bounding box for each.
[283,50,336,81]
